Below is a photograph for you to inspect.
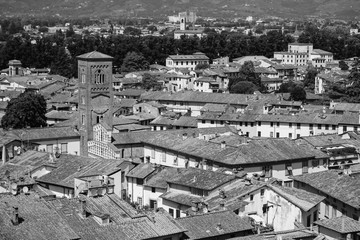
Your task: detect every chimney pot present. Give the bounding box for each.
[182,133,188,140]
[12,207,19,225]
[220,141,226,149]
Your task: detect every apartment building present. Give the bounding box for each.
[166,52,209,70]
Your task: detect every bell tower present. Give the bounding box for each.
[77,51,114,156]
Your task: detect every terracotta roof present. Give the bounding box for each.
[115,89,146,97]
[292,170,360,209]
[47,194,186,240]
[172,116,197,128]
[46,110,75,120]
[200,103,229,113]
[36,155,101,188]
[126,163,156,179]
[203,179,266,211]
[6,126,80,141]
[112,126,236,145]
[114,124,151,132]
[269,185,325,212]
[167,168,236,191]
[150,115,175,126]
[0,193,79,240]
[168,53,208,61]
[77,51,113,60]
[315,215,360,233]
[160,191,202,206]
[141,91,277,105]
[176,211,253,239]
[143,167,179,189]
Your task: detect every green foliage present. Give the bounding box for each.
[121,51,149,73]
[1,92,47,129]
[303,68,318,90]
[195,63,210,70]
[141,73,162,91]
[339,60,349,71]
[277,81,297,93]
[38,26,49,33]
[290,85,306,101]
[147,25,157,33]
[124,27,141,36]
[229,81,258,94]
[229,61,261,93]
[50,47,74,78]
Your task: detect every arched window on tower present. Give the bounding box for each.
[94,69,105,84]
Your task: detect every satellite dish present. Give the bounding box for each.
[11,189,17,195]
[23,186,29,193]
[14,146,18,151]
[11,183,17,190]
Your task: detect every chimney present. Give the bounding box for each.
[219,189,226,199]
[79,199,87,219]
[182,133,188,140]
[220,141,226,149]
[219,201,226,211]
[12,207,19,225]
[216,223,223,231]
[191,201,199,212]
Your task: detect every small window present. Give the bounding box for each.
[302,161,308,174]
[258,121,261,126]
[276,132,280,138]
[210,120,215,124]
[245,122,248,127]
[325,124,329,130]
[151,187,156,193]
[260,189,265,197]
[270,122,274,127]
[258,131,261,137]
[201,120,205,124]
[318,124,322,130]
[312,160,319,168]
[250,194,254,201]
[136,178,144,185]
[288,133,292,139]
[343,126,347,132]
[297,123,301,129]
[276,122,280,127]
[169,208,174,217]
[285,163,292,176]
[332,125,336,130]
[309,124,313,130]
[289,123,292,128]
[137,197,143,207]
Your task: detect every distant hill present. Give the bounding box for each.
[0,0,359,20]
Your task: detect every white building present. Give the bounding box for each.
[166,52,209,71]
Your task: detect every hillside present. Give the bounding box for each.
[0,0,359,20]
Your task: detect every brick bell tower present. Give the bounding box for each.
[77,51,114,156]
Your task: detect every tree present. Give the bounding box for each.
[50,47,74,78]
[141,73,162,91]
[339,60,349,71]
[303,68,318,90]
[228,61,261,92]
[290,85,307,101]
[38,26,49,33]
[124,27,141,36]
[229,81,258,94]
[121,51,149,72]
[195,63,210,70]
[277,81,296,93]
[1,92,47,129]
